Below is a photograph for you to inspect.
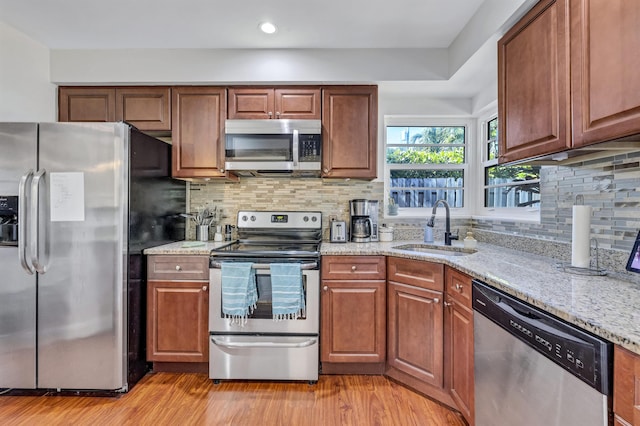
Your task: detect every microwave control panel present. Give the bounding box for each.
[299,134,321,162]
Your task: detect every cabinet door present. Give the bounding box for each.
[116,87,171,131]
[614,345,640,426]
[571,0,640,147]
[172,86,229,178]
[321,280,386,363]
[446,296,474,425]
[497,0,571,163]
[228,88,274,119]
[275,88,321,119]
[147,280,209,362]
[387,281,444,388]
[58,87,116,122]
[321,86,377,179]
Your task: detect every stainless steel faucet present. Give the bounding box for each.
[427,199,459,246]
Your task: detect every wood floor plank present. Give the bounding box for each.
[0,373,466,425]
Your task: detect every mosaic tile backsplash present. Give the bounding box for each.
[188,152,640,275]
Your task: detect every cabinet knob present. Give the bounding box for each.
[202,286,208,291]
[444,301,452,307]
[455,283,462,291]
[323,168,329,174]
[276,111,281,117]
[175,265,182,271]
[268,111,273,117]
[351,265,357,271]
[433,297,440,304]
[323,286,328,291]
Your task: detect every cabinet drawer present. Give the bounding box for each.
[387,257,444,291]
[445,267,473,309]
[148,255,209,281]
[322,256,386,280]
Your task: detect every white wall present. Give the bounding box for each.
[0,22,56,121]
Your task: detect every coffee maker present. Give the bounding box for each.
[349,199,379,243]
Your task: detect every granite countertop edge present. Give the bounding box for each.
[145,239,640,356]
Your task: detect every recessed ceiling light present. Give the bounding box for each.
[259,22,277,34]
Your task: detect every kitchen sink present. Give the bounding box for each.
[392,244,476,256]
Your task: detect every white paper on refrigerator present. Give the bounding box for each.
[50,172,85,222]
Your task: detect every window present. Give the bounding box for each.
[385,118,470,215]
[481,116,541,215]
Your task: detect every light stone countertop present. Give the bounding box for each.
[144,240,235,255]
[145,239,640,355]
[323,240,640,356]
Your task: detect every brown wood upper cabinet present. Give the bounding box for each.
[498,0,571,163]
[171,86,236,180]
[228,87,321,120]
[498,0,640,163]
[58,86,171,131]
[321,86,378,179]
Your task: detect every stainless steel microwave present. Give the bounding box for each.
[224,119,322,177]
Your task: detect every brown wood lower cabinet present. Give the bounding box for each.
[445,267,475,426]
[385,257,455,406]
[614,345,640,426]
[147,255,209,372]
[387,280,444,387]
[321,256,386,374]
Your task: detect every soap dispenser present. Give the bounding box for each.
[424,224,434,243]
[463,231,477,249]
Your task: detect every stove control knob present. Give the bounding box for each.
[311,216,318,222]
[250,215,256,222]
[241,215,248,222]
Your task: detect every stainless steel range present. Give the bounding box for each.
[209,210,321,382]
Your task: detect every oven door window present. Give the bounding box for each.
[225,134,292,161]
[220,271,307,320]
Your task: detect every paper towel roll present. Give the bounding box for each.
[571,205,592,268]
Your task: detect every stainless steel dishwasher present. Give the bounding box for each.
[473,280,612,426]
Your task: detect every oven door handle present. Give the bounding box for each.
[211,336,317,349]
[210,261,318,270]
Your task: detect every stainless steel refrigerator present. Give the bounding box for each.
[0,122,185,392]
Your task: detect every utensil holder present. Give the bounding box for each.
[196,225,209,241]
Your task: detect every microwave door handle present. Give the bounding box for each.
[292,129,299,167]
[18,170,35,274]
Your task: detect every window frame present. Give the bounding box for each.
[383,116,473,218]
[476,111,541,221]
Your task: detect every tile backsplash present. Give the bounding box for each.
[188,151,640,275]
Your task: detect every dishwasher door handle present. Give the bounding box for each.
[211,336,317,349]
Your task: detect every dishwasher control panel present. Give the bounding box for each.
[473,280,612,395]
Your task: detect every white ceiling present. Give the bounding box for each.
[0,0,534,99]
[0,0,485,49]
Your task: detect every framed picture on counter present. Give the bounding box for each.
[626,231,640,273]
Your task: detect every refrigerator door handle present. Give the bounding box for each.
[18,170,35,275]
[30,169,50,274]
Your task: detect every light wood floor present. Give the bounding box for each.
[0,373,466,425]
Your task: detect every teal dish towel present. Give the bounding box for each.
[221,262,257,325]
[270,263,304,321]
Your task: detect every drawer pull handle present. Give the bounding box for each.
[351,265,357,271]
[175,265,182,271]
